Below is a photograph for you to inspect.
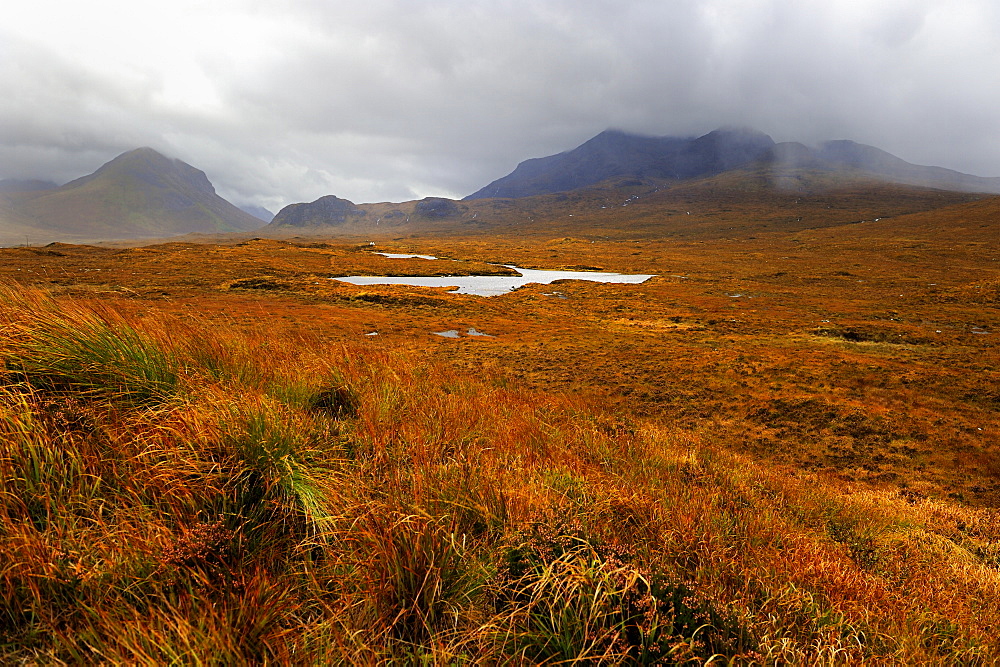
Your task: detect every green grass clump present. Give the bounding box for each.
[0,289,178,408]
[216,396,347,548]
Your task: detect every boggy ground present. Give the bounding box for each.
[2,196,997,507]
[1,191,999,662]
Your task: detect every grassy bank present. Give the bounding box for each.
[1,287,998,663]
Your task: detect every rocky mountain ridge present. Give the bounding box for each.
[466,128,1000,199]
[4,129,999,244]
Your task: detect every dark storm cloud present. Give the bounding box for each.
[2,0,998,211]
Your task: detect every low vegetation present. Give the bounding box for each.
[2,286,999,663]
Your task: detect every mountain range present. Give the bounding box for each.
[266,127,1000,235]
[2,128,999,244]
[464,127,1000,199]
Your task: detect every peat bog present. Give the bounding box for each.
[1,187,999,663]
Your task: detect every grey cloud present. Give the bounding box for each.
[1,0,998,211]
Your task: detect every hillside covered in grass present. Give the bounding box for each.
[2,287,999,663]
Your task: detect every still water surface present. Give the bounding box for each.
[332,266,655,297]
[374,252,438,260]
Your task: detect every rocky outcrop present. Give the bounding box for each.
[413,197,463,218]
[269,195,367,227]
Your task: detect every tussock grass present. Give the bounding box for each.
[1,287,998,663]
[0,290,178,408]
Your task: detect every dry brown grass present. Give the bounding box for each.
[0,188,998,661]
[1,285,999,663]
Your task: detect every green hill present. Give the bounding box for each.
[0,148,263,244]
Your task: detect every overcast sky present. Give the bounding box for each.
[2,0,999,212]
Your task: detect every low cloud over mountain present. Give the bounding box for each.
[467,129,1000,199]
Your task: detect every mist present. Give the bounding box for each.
[2,0,998,210]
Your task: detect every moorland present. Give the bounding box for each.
[2,152,1000,662]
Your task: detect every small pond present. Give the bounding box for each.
[375,252,438,260]
[433,328,493,338]
[332,265,656,297]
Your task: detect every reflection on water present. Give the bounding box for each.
[432,328,494,339]
[333,265,655,297]
[375,252,438,260]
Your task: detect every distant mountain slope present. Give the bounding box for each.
[813,140,1000,193]
[1,148,263,243]
[256,171,983,244]
[240,205,275,223]
[266,195,475,233]
[0,195,51,246]
[0,179,59,193]
[466,128,776,199]
[467,129,1000,199]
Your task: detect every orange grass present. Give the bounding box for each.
[1,287,999,663]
